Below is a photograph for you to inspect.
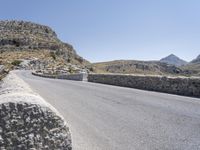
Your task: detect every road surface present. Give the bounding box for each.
[16,71,200,150]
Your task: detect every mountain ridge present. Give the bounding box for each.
[91,59,186,75]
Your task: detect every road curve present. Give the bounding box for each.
[16,71,200,150]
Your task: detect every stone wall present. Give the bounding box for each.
[88,74,200,97]
[0,71,72,149]
[32,72,88,81]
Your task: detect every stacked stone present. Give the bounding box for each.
[0,102,71,149]
[0,71,72,149]
[88,74,200,97]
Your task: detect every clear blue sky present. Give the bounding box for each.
[0,0,200,62]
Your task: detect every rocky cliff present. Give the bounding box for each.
[0,20,89,74]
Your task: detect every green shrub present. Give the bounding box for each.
[89,67,95,72]
[67,58,71,63]
[11,60,22,66]
[68,67,74,74]
[50,51,56,60]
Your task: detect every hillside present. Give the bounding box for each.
[0,20,90,77]
[160,54,187,66]
[91,60,188,76]
[181,54,200,76]
[191,55,200,63]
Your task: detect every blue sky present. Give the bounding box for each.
[0,0,200,62]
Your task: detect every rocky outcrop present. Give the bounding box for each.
[0,71,72,149]
[0,20,88,66]
[0,21,58,50]
[88,74,200,97]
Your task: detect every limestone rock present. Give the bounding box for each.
[0,20,88,66]
[0,102,72,150]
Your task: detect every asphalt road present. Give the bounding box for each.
[16,71,200,150]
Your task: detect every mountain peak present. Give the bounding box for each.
[168,54,177,57]
[160,54,187,66]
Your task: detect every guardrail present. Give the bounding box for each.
[88,74,200,97]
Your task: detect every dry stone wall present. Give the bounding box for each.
[88,74,200,97]
[0,71,72,149]
[32,72,88,81]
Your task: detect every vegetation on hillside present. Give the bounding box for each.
[91,60,198,77]
[11,60,22,66]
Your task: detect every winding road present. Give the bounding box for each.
[16,71,200,150]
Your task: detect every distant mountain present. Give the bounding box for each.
[190,55,200,63]
[160,54,188,66]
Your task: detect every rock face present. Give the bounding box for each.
[88,74,200,97]
[0,20,61,51]
[0,71,72,149]
[0,20,56,47]
[0,20,88,67]
[160,54,187,66]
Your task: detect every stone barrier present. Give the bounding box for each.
[32,72,88,81]
[0,71,72,149]
[88,74,200,97]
